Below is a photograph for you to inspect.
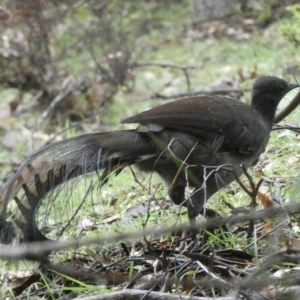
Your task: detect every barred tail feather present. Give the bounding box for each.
[0,130,152,243]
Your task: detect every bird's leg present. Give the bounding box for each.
[187,183,228,249]
[168,182,206,251]
[167,183,193,250]
[185,188,207,250]
[189,179,233,250]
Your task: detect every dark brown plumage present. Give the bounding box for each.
[0,76,298,243]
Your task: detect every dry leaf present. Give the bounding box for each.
[256,190,274,207]
[261,220,273,236]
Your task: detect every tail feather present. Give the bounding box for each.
[0,130,153,243]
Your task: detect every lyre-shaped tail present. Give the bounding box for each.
[0,130,152,243]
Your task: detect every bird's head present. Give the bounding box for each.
[251,76,299,125]
[252,76,298,106]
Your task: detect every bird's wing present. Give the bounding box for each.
[122,96,268,153]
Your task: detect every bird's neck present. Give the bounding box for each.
[251,96,277,128]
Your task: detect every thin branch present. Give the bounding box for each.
[233,247,300,296]
[36,79,89,130]
[1,201,300,261]
[132,62,199,70]
[151,87,242,100]
[58,182,94,239]
[12,90,43,116]
[272,124,300,133]
[132,61,199,93]
[74,289,235,300]
[274,89,300,123]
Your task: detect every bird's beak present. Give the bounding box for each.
[286,83,300,94]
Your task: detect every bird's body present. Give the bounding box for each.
[0,76,297,244]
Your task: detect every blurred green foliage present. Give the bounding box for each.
[280,4,300,47]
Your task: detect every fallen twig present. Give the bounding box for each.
[151,87,242,100]
[1,201,300,261]
[73,289,235,300]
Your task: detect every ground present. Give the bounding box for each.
[1,2,300,299]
